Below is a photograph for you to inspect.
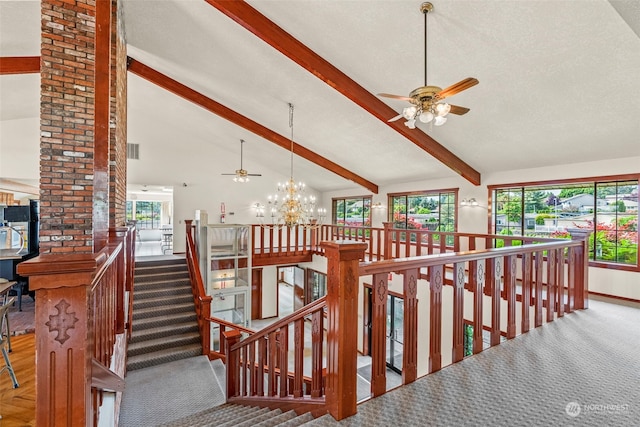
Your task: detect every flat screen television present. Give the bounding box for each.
[3,206,30,222]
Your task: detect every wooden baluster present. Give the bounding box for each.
[490,257,502,346]
[269,227,274,256]
[521,253,532,333]
[279,325,289,397]
[403,268,418,384]
[472,260,485,354]
[257,337,266,397]
[546,250,556,322]
[439,233,446,253]
[248,340,257,396]
[429,264,443,373]
[370,273,388,397]
[223,330,241,399]
[428,232,434,255]
[452,262,465,363]
[293,318,304,397]
[383,222,392,260]
[240,346,247,397]
[321,241,366,421]
[268,331,277,396]
[505,255,517,340]
[557,249,565,317]
[566,247,575,313]
[534,250,544,328]
[311,309,324,398]
[404,232,411,258]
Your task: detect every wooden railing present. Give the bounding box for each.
[239,227,589,420]
[17,225,135,426]
[224,296,328,415]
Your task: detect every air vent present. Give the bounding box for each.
[127,143,139,160]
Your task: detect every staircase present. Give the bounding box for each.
[127,257,202,371]
[159,404,317,427]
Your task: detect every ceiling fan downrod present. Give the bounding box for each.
[422,2,433,87]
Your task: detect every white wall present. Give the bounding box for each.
[0,117,39,181]
[323,156,640,300]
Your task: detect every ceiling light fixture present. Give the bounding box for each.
[378,2,478,128]
[222,139,262,183]
[256,103,326,228]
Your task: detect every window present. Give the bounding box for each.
[389,190,457,232]
[126,200,163,229]
[490,176,639,270]
[332,196,371,226]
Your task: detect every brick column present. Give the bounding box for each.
[40,0,123,254]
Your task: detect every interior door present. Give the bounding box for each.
[386,295,404,374]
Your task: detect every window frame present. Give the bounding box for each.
[387,188,459,232]
[331,195,372,227]
[488,173,639,272]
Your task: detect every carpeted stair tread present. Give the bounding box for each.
[134,271,191,283]
[277,412,315,427]
[216,407,275,427]
[134,278,191,291]
[250,409,299,427]
[133,293,193,309]
[133,302,195,320]
[135,284,193,300]
[126,344,202,371]
[157,404,259,427]
[133,311,197,330]
[135,258,186,268]
[130,321,198,343]
[127,331,201,356]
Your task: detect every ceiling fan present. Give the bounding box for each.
[378,2,478,128]
[221,139,262,183]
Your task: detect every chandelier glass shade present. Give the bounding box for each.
[256,104,326,228]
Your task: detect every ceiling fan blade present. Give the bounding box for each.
[387,113,404,122]
[437,77,479,100]
[449,105,470,115]
[377,93,413,102]
[248,174,262,177]
[221,173,236,175]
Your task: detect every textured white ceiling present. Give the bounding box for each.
[1,0,639,193]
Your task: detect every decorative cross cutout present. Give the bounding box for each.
[46,299,79,345]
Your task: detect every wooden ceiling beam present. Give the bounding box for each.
[127,58,379,194]
[0,56,40,74]
[205,0,481,186]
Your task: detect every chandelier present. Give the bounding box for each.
[256,103,326,228]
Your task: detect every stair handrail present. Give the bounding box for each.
[229,296,326,351]
[224,295,329,416]
[185,219,212,356]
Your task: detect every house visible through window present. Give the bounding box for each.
[490,176,639,270]
[389,190,457,232]
[332,196,371,226]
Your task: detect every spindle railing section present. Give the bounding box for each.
[186,221,591,421]
[17,225,135,426]
[224,296,328,416]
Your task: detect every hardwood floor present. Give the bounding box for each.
[0,333,35,427]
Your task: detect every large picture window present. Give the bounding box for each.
[126,200,163,229]
[332,196,371,226]
[389,190,457,232]
[490,176,639,270]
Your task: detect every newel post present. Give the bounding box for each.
[568,228,590,309]
[17,252,108,426]
[322,240,367,421]
[223,329,242,400]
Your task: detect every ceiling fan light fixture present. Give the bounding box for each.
[405,118,417,129]
[435,102,451,117]
[403,105,417,119]
[434,115,447,126]
[419,110,434,123]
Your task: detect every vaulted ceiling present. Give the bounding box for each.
[1,0,639,195]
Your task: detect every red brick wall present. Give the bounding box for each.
[110,0,127,228]
[40,0,97,254]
